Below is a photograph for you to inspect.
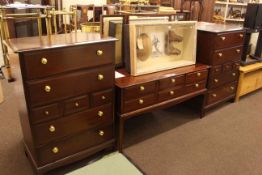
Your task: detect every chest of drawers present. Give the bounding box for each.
[8,33,117,174]
[197,22,245,115]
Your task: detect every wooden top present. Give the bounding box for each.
[6,32,117,53]
[240,62,262,73]
[197,22,244,33]
[115,64,209,88]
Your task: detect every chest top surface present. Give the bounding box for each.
[197,22,244,33]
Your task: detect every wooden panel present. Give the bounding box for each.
[91,89,113,107]
[159,74,185,90]
[212,46,242,65]
[214,32,245,50]
[186,70,208,84]
[185,80,206,94]
[64,95,90,115]
[158,85,184,102]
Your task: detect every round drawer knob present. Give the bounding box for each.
[197,73,201,77]
[232,73,236,76]
[231,86,235,90]
[171,78,176,83]
[236,49,241,54]
[239,34,244,38]
[221,36,226,41]
[214,79,219,83]
[139,99,144,105]
[195,83,199,88]
[44,85,51,93]
[97,50,103,56]
[49,125,56,132]
[98,111,104,117]
[101,96,106,100]
[170,91,174,95]
[75,102,79,107]
[212,94,217,98]
[41,58,48,65]
[99,130,104,136]
[52,147,59,154]
[98,74,104,81]
[140,86,145,91]
[44,111,49,115]
[218,53,223,57]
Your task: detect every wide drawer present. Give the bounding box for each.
[158,85,184,102]
[91,89,113,107]
[159,75,185,90]
[214,31,244,49]
[186,70,208,84]
[208,69,239,89]
[37,125,114,166]
[186,81,206,94]
[33,104,113,146]
[22,42,115,80]
[27,66,114,107]
[212,46,242,65]
[123,94,157,113]
[207,82,237,105]
[124,81,156,101]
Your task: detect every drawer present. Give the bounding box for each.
[33,104,113,146]
[208,70,239,89]
[223,62,232,72]
[207,82,237,105]
[214,31,244,49]
[37,125,114,166]
[91,89,113,107]
[159,75,185,90]
[124,82,156,101]
[64,95,89,115]
[22,42,115,80]
[232,61,240,70]
[31,103,63,124]
[158,86,184,102]
[27,66,114,107]
[210,65,222,76]
[186,81,206,94]
[124,94,157,113]
[186,70,208,84]
[212,46,242,65]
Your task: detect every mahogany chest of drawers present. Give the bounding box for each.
[8,33,117,174]
[197,22,245,115]
[115,64,209,151]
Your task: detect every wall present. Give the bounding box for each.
[63,0,107,10]
[0,42,3,67]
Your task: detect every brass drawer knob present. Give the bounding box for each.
[49,125,56,132]
[44,111,49,115]
[220,36,226,41]
[41,58,48,65]
[212,94,217,98]
[139,99,144,105]
[195,83,199,88]
[98,111,104,117]
[140,86,145,91]
[232,73,236,76]
[218,53,223,57]
[75,102,79,107]
[214,79,219,83]
[230,86,235,90]
[239,34,244,38]
[101,96,106,100]
[170,91,174,95]
[98,74,104,81]
[44,85,51,93]
[52,147,59,154]
[197,72,201,77]
[236,49,241,54]
[99,130,104,136]
[97,50,103,56]
[171,78,176,83]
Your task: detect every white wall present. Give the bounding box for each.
[63,0,107,10]
[0,43,3,67]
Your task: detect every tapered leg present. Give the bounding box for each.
[118,117,125,152]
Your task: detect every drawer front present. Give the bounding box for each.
[186,70,208,84]
[210,65,222,76]
[158,86,184,102]
[124,82,156,101]
[22,42,115,80]
[124,94,157,113]
[37,125,114,166]
[223,62,232,72]
[209,69,239,89]
[159,75,185,90]
[91,89,113,107]
[33,104,113,146]
[207,82,237,105]
[232,61,240,70]
[27,66,114,107]
[214,31,244,49]
[212,46,242,65]
[186,81,206,94]
[64,95,89,115]
[31,103,63,124]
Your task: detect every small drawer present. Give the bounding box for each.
[158,86,184,102]
[124,82,156,101]
[186,70,208,84]
[212,46,242,65]
[91,89,113,107]
[232,61,240,70]
[33,104,113,146]
[37,125,114,166]
[210,65,222,76]
[124,94,156,113]
[186,81,206,94]
[214,31,244,49]
[64,95,89,115]
[31,103,63,124]
[223,62,232,72]
[22,42,115,80]
[159,75,185,90]
[208,70,239,89]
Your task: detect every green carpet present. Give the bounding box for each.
[66,152,143,175]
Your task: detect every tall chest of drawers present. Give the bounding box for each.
[8,33,117,174]
[197,22,245,115]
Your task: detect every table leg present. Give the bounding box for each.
[118,117,125,152]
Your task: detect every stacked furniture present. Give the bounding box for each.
[115,64,209,151]
[197,22,245,115]
[8,33,116,174]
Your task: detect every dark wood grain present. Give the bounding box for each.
[91,89,114,107]
[159,75,185,90]
[64,95,90,115]
[212,46,243,65]
[186,70,208,84]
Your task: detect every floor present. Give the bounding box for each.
[0,79,262,175]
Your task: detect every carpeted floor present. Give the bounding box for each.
[0,79,262,175]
